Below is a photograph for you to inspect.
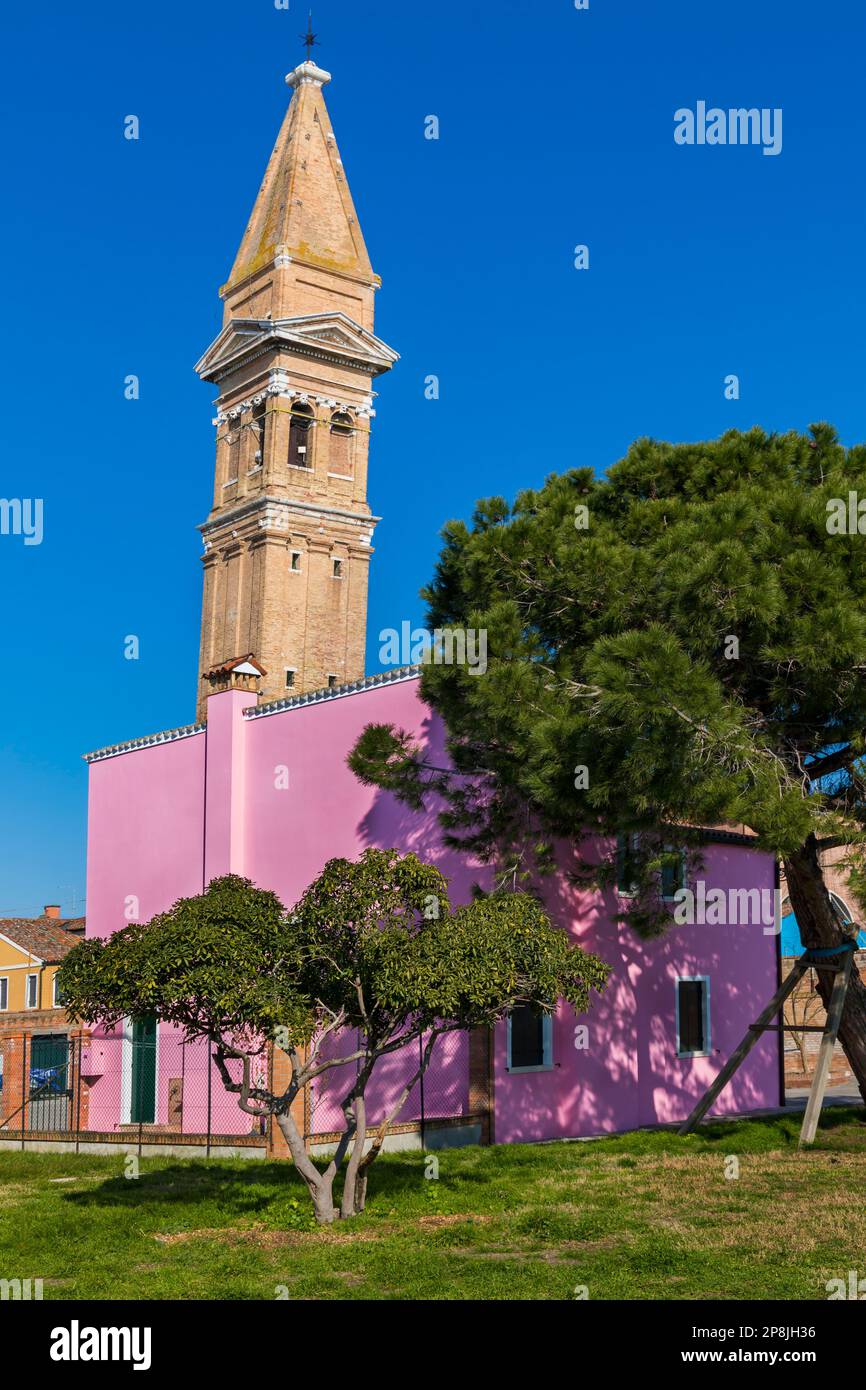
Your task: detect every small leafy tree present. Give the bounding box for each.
[58,851,608,1223]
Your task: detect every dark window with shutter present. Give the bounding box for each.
[252,402,267,467]
[289,404,314,468]
[677,979,707,1054]
[661,848,685,898]
[509,1006,547,1069]
[617,833,640,894]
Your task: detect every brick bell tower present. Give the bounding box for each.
[194,53,398,719]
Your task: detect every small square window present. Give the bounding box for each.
[285,669,296,689]
[290,552,302,572]
[327,674,339,689]
[332,559,343,579]
[507,1007,553,1072]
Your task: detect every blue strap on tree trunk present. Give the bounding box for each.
[802,941,857,960]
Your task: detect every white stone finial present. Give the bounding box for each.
[286,61,331,90]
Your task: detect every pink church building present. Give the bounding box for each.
[81,669,782,1151]
[76,54,781,1153]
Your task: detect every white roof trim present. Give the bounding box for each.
[0,929,44,964]
[83,723,206,765]
[244,667,421,721]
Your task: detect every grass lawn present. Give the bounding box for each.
[1,1108,864,1300]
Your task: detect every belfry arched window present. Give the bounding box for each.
[251,401,267,469]
[329,411,355,477]
[288,402,314,469]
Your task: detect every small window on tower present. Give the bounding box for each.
[288,402,314,468]
[251,401,267,468]
[327,674,339,689]
[332,558,343,579]
[290,552,302,572]
[329,411,354,477]
[285,669,296,689]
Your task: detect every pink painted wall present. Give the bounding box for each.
[83,676,781,1143]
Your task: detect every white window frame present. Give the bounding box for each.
[676,975,711,1058]
[25,973,38,1010]
[52,975,65,1008]
[506,1010,554,1074]
[289,552,303,573]
[0,977,7,1011]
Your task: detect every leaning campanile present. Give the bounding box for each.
[194,51,397,718]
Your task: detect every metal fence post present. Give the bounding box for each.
[20,1035,26,1151]
[75,1036,82,1154]
[206,1041,212,1159]
[419,1031,426,1151]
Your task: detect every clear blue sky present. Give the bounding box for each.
[1,0,864,917]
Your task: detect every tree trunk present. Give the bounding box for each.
[783,834,866,1103]
[275,1111,337,1224]
[340,1094,367,1220]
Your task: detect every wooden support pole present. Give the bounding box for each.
[678,960,807,1136]
[798,952,853,1149]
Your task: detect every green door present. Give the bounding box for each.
[130,1015,157,1124]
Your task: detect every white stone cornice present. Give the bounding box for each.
[286,60,331,90]
[215,373,375,424]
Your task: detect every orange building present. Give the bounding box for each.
[0,909,85,1132]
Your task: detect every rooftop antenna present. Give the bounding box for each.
[301,11,319,63]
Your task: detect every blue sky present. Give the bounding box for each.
[1,0,864,916]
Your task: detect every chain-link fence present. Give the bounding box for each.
[308,1028,470,1143]
[0,1032,268,1155]
[0,1027,472,1154]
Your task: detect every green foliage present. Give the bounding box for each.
[57,876,311,1048]
[350,426,866,933]
[58,851,608,1069]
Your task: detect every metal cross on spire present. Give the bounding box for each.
[301,12,319,62]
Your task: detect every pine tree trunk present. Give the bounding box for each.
[783,834,866,1103]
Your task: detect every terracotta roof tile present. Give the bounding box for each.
[0,917,84,962]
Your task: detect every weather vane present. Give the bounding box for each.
[301,12,319,62]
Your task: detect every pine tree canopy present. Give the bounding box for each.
[349,424,866,937]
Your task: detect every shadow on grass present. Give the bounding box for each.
[60,1107,866,1223]
[60,1151,476,1220]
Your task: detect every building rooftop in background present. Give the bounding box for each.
[0,913,85,961]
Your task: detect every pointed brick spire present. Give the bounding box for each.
[221,61,378,329]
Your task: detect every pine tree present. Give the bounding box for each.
[350,424,866,1099]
